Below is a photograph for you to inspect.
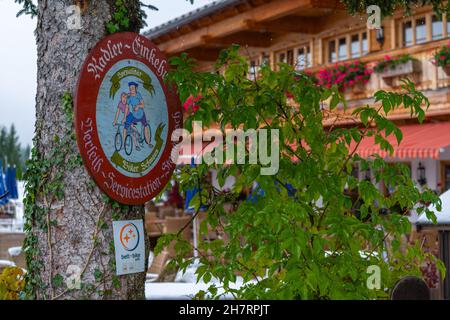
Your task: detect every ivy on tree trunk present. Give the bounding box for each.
[23,0,148,300]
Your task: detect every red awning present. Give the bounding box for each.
[352,122,450,159]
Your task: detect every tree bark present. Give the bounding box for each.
[29,0,147,300]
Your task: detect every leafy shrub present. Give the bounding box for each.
[0,267,25,300]
[164,46,442,300]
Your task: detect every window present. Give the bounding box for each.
[432,15,443,40]
[403,21,413,46]
[415,17,426,44]
[400,14,450,47]
[351,34,360,58]
[296,45,311,70]
[306,46,312,67]
[338,37,347,60]
[287,49,294,66]
[276,52,287,70]
[328,40,336,63]
[447,18,450,38]
[278,52,286,64]
[327,30,367,63]
[441,162,450,193]
[362,32,368,55]
[276,49,299,69]
[249,60,258,81]
[261,52,270,66]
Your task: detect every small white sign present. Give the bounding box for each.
[113,219,146,276]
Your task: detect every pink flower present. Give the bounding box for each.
[384,55,391,61]
[183,94,202,113]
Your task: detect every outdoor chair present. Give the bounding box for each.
[145,211,160,233]
[158,206,176,219]
[165,216,191,238]
[145,202,158,214]
[147,250,170,282]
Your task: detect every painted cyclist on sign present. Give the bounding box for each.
[95,59,169,179]
[113,82,153,151]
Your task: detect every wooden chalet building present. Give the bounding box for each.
[145,0,450,195]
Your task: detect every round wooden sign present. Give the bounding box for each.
[75,32,182,205]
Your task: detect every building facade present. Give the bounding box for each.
[145,0,450,194]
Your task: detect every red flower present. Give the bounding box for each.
[440,55,446,60]
[183,94,202,113]
[384,55,391,61]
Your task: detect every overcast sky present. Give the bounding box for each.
[0,0,213,147]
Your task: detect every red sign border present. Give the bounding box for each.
[74,32,182,205]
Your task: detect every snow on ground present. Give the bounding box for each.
[145,260,258,300]
[145,282,241,300]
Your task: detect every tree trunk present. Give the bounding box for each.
[26,0,148,300]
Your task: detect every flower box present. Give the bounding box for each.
[316,61,371,91]
[378,60,421,84]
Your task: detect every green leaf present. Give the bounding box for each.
[52,274,63,288]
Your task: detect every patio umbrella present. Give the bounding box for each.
[5,167,18,200]
[184,157,205,258]
[0,161,9,205]
[416,189,450,226]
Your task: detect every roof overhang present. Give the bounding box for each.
[145,0,345,57]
